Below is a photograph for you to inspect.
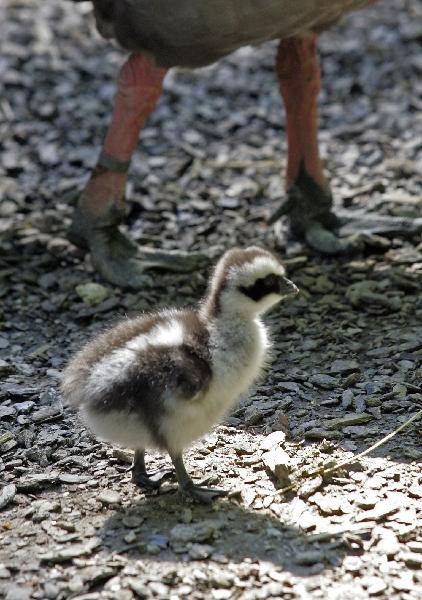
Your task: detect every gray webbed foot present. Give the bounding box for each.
[68,203,208,289]
[337,210,422,240]
[270,164,421,255]
[304,222,363,255]
[269,166,359,255]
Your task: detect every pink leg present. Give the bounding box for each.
[272,35,420,254]
[276,35,325,190]
[70,53,205,287]
[80,53,167,218]
[270,35,350,254]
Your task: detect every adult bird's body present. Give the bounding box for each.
[91,0,373,68]
[69,0,419,288]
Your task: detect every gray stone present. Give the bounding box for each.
[14,401,35,413]
[4,585,31,600]
[122,514,144,528]
[277,381,301,393]
[31,405,62,422]
[327,413,373,429]
[404,553,422,568]
[311,492,349,516]
[355,493,379,510]
[0,360,15,376]
[40,538,101,562]
[59,473,90,484]
[212,590,232,600]
[376,532,400,557]
[0,483,16,510]
[366,576,388,596]
[112,448,134,464]
[170,521,220,545]
[16,472,60,492]
[407,541,422,554]
[123,531,137,544]
[0,406,16,420]
[343,556,362,573]
[75,282,111,306]
[310,374,338,389]
[341,389,354,409]
[0,337,10,350]
[262,447,291,486]
[298,476,323,499]
[79,565,117,587]
[356,498,401,522]
[244,408,264,425]
[43,582,60,599]
[127,578,148,598]
[0,566,11,579]
[0,432,17,453]
[346,280,400,310]
[188,543,214,559]
[294,550,326,565]
[98,490,121,505]
[330,359,360,374]
[260,430,286,451]
[353,394,367,413]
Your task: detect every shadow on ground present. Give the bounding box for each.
[99,492,365,576]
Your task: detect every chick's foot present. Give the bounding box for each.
[131,449,173,490]
[179,482,228,504]
[171,452,227,504]
[132,469,174,490]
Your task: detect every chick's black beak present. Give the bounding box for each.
[279,276,299,296]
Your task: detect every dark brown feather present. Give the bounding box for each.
[89,340,212,447]
[62,309,213,446]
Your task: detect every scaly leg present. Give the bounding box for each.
[271,35,350,254]
[170,452,227,504]
[69,53,207,288]
[271,35,422,253]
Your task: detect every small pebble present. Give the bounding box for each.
[98,490,121,505]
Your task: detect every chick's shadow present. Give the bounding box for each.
[99,492,365,576]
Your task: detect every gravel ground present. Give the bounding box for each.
[0,0,421,598]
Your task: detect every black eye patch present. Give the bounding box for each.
[239,274,281,301]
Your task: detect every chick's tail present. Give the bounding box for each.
[60,361,89,407]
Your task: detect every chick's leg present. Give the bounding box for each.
[69,53,205,288]
[132,449,173,490]
[170,452,227,504]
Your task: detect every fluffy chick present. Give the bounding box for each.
[61,246,298,502]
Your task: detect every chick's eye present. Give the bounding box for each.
[238,273,280,301]
[265,274,278,287]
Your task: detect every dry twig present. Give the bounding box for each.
[275,409,422,496]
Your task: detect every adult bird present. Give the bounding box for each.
[68,0,419,288]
